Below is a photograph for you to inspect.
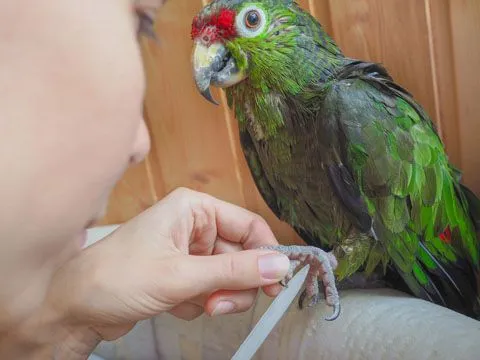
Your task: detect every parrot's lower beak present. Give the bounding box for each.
[192,41,246,105]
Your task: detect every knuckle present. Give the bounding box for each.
[253,214,269,226]
[171,187,194,198]
[170,187,200,209]
[248,215,269,236]
[191,204,215,238]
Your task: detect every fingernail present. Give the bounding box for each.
[212,301,236,316]
[258,254,290,280]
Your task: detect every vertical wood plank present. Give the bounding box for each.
[327,0,438,127]
[309,0,333,36]
[449,0,480,195]
[425,0,461,167]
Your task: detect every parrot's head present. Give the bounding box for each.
[191,0,342,104]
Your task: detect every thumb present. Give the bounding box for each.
[174,250,291,298]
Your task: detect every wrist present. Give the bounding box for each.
[0,303,100,360]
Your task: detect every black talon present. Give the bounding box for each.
[324,303,341,321]
[298,289,307,310]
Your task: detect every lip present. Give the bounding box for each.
[85,219,97,229]
[79,218,99,248]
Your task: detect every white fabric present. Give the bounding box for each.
[93,289,480,359]
[88,226,480,360]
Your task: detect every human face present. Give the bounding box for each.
[0,0,161,320]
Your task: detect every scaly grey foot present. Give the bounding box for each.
[260,245,340,321]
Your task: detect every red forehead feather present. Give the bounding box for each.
[191,8,237,41]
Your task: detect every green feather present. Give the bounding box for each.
[417,244,437,270]
[413,262,429,285]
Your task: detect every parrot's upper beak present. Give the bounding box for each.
[192,41,246,105]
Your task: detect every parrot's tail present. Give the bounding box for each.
[419,180,480,320]
[383,179,480,320]
[458,183,480,318]
[459,183,480,232]
[386,240,480,320]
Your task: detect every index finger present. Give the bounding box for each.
[207,195,280,250]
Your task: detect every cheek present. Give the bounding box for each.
[31,0,148,228]
[70,2,148,213]
[63,1,147,171]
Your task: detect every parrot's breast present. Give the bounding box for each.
[238,92,353,246]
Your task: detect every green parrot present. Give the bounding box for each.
[190,0,480,321]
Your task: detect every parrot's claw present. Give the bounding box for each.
[279,260,301,287]
[325,303,341,321]
[260,245,341,321]
[298,273,320,308]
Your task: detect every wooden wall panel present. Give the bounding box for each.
[426,0,461,167]
[309,0,332,34]
[449,0,480,194]
[101,0,480,245]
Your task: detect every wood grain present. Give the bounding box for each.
[309,0,333,36]
[449,0,480,194]
[425,0,461,167]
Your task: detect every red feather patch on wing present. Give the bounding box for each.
[191,8,237,42]
[439,226,452,244]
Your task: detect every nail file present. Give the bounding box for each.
[231,265,310,360]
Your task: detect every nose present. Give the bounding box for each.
[129,118,151,166]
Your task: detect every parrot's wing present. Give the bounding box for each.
[321,61,479,315]
[239,130,283,218]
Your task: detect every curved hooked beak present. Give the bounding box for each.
[192,41,246,105]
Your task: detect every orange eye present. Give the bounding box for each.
[245,10,260,29]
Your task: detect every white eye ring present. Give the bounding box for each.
[235,6,267,38]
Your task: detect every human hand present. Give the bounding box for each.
[45,188,290,346]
